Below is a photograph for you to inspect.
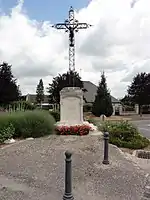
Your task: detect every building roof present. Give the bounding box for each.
[24,81,120,104]
[26,94,49,103]
[83,81,120,103]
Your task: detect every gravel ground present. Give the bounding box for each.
[0,135,149,200]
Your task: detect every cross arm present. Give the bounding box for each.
[77,23,92,29]
[52,23,67,29]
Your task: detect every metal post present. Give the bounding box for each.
[63,151,74,200]
[102,132,109,165]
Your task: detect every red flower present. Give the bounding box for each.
[55,124,91,136]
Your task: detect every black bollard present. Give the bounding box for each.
[63,151,74,200]
[102,132,109,165]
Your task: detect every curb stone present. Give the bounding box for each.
[0,138,34,150]
[89,130,103,136]
[0,140,26,150]
[109,143,125,155]
[26,137,34,140]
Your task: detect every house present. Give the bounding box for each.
[23,81,121,115]
[83,81,121,115]
[21,94,54,110]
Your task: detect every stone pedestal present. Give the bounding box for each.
[135,104,139,114]
[119,105,123,115]
[58,87,84,126]
[112,105,116,116]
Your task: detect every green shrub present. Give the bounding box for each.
[9,110,56,138]
[0,122,15,143]
[109,135,149,149]
[0,110,56,141]
[49,110,60,122]
[98,120,150,149]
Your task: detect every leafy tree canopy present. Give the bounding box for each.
[47,70,83,104]
[127,72,150,106]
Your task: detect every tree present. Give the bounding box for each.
[127,72,150,112]
[120,95,134,106]
[92,72,113,117]
[47,70,83,104]
[0,62,20,105]
[36,79,44,105]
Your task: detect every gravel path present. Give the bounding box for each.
[0,135,148,200]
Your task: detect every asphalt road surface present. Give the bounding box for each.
[132,120,150,139]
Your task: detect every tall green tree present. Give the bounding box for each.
[47,70,83,104]
[0,62,20,105]
[92,72,113,117]
[36,79,44,105]
[127,72,150,112]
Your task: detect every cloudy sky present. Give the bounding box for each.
[0,0,149,98]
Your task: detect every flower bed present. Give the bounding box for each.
[55,124,92,136]
[98,120,150,149]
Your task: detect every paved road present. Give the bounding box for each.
[132,120,150,139]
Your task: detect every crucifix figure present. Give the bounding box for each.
[69,27,74,47]
[52,6,92,72]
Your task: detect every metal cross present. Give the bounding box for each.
[52,6,92,72]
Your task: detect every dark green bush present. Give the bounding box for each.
[99,120,150,149]
[49,110,60,122]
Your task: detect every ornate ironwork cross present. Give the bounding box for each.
[52,6,92,72]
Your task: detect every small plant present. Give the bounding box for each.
[55,125,91,136]
[0,123,15,143]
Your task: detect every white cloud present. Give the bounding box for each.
[0,0,150,98]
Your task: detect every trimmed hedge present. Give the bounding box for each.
[98,120,150,149]
[0,110,55,142]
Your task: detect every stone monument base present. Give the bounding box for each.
[59,87,84,125]
[56,121,85,127]
[57,87,97,131]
